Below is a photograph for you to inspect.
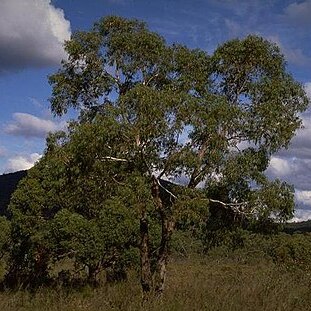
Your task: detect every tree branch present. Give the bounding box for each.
[209,198,259,216]
[153,176,177,200]
[101,156,128,162]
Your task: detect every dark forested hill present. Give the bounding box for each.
[0,170,27,218]
[284,220,311,234]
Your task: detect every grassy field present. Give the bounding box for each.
[1,253,311,311]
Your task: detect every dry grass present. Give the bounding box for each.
[1,255,311,311]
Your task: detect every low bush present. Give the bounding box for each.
[204,229,311,270]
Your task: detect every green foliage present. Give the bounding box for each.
[257,233,311,269]
[284,220,311,234]
[0,217,10,253]
[6,131,148,287]
[212,35,307,152]
[5,15,309,291]
[204,229,311,272]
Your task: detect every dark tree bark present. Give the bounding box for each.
[151,176,175,295]
[140,206,152,294]
[88,264,100,286]
[4,244,50,289]
[154,212,175,294]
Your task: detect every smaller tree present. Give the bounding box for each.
[4,156,61,288]
[5,131,141,288]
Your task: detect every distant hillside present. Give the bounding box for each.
[284,220,311,234]
[0,170,27,218]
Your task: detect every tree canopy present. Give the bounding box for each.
[5,16,309,293]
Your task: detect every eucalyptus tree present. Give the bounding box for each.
[46,16,308,293]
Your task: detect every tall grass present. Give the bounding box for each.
[1,254,311,311]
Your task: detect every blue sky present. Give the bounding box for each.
[0,0,311,220]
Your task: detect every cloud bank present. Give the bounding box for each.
[4,112,65,138]
[266,81,311,219]
[5,153,42,173]
[283,0,311,27]
[0,0,71,73]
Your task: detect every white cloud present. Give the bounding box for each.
[283,0,311,26]
[267,156,292,177]
[0,0,71,73]
[296,190,311,206]
[266,108,311,218]
[305,82,311,100]
[279,112,311,160]
[290,209,311,222]
[291,191,311,221]
[5,153,42,173]
[4,112,65,138]
[267,113,311,191]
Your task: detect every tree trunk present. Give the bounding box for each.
[88,264,100,286]
[151,176,175,295]
[140,206,152,295]
[154,213,175,295]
